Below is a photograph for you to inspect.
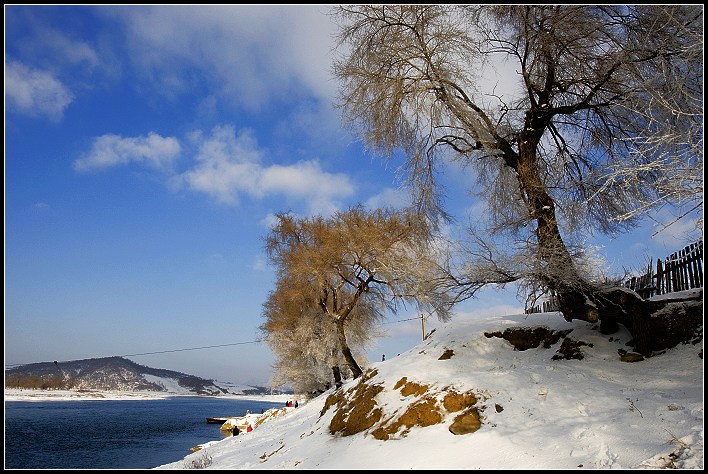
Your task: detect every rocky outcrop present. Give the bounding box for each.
[320,369,487,440]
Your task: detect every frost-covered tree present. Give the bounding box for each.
[261,273,371,393]
[262,206,453,383]
[331,5,703,355]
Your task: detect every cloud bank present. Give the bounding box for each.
[74,124,355,216]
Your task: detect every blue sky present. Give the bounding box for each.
[4,5,701,387]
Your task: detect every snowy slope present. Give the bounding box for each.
[155,309,703,469]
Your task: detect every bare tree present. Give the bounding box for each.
[331,5,703,355]
[263,206,453,382]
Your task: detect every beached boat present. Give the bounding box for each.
[206,417,230,424]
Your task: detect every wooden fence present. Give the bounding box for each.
[525,293,560,314]
[623,240,703,299]
[526,239,703,313]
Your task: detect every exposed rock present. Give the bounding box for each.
[620,352,645,362]
[646,298,703,351]
[438,349,454,360]
[321,369,485,441]
[552,338,593,360]
[449,407,482,435]
[442,391,477,412]
[326,371,384,437]
[395,378,428,397]
[484,327,572,351]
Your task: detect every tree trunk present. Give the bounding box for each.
[331,365,343,388]
[335,320,364,379]
[514,130,704,356]
[515,126,656,354]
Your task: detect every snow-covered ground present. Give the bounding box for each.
[145,307,703,470]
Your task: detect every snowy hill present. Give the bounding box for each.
[156,306,703,470]
[5,356,267,396]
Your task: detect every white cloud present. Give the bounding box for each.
[650,214,703,248]
[260,161,355,214]
[251,257,267,272]
[260,213,283,231]
[75,124,356,213]
[73,132,181,172]
[41,29,100,68]
[5,61,74,121]
[365,187,411,210]
[177,125,355,214]
[177,125,266,204]
[108,5,337,109]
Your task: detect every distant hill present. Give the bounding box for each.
[5,356,270,396]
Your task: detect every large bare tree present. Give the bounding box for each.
[263,206,452,383]
[331,5,703,355]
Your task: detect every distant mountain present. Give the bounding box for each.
[5,356,270,396]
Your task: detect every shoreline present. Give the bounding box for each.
[4,388,296,403]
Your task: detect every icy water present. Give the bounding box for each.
[4,396,283,469]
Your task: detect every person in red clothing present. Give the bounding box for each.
[246,424,253,433]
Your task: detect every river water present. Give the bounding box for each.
[4,396,283,469]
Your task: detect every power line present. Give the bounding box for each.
[6,317,424,369]
[119,339,264,357]
[4,339,264,369]
[381,316,426,324]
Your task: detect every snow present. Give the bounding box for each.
[3,389,292,404]
[151,309,701,470]
[6,307,703,469]
[142,374,204,394]
[3,389,176,401]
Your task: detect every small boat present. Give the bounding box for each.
[206,417,230,424]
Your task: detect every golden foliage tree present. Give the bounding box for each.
[261,206,453,387]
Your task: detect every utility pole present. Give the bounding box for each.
[421,313,426,341]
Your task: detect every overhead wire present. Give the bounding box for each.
[5,316,422,368]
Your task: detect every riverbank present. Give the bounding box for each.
[4,388,297,404]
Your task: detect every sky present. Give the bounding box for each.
[4,5,703,387]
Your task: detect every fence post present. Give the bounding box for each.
[670,252,679,293]
[678,247,688,291]
[655,258,664,295]
[697,240,703,287]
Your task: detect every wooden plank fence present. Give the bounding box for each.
[623,240,703,299]
[524,293,560,314]
[526,239,703,313]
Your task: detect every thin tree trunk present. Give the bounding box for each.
[335,320,364,379]
[331,365,343,388]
